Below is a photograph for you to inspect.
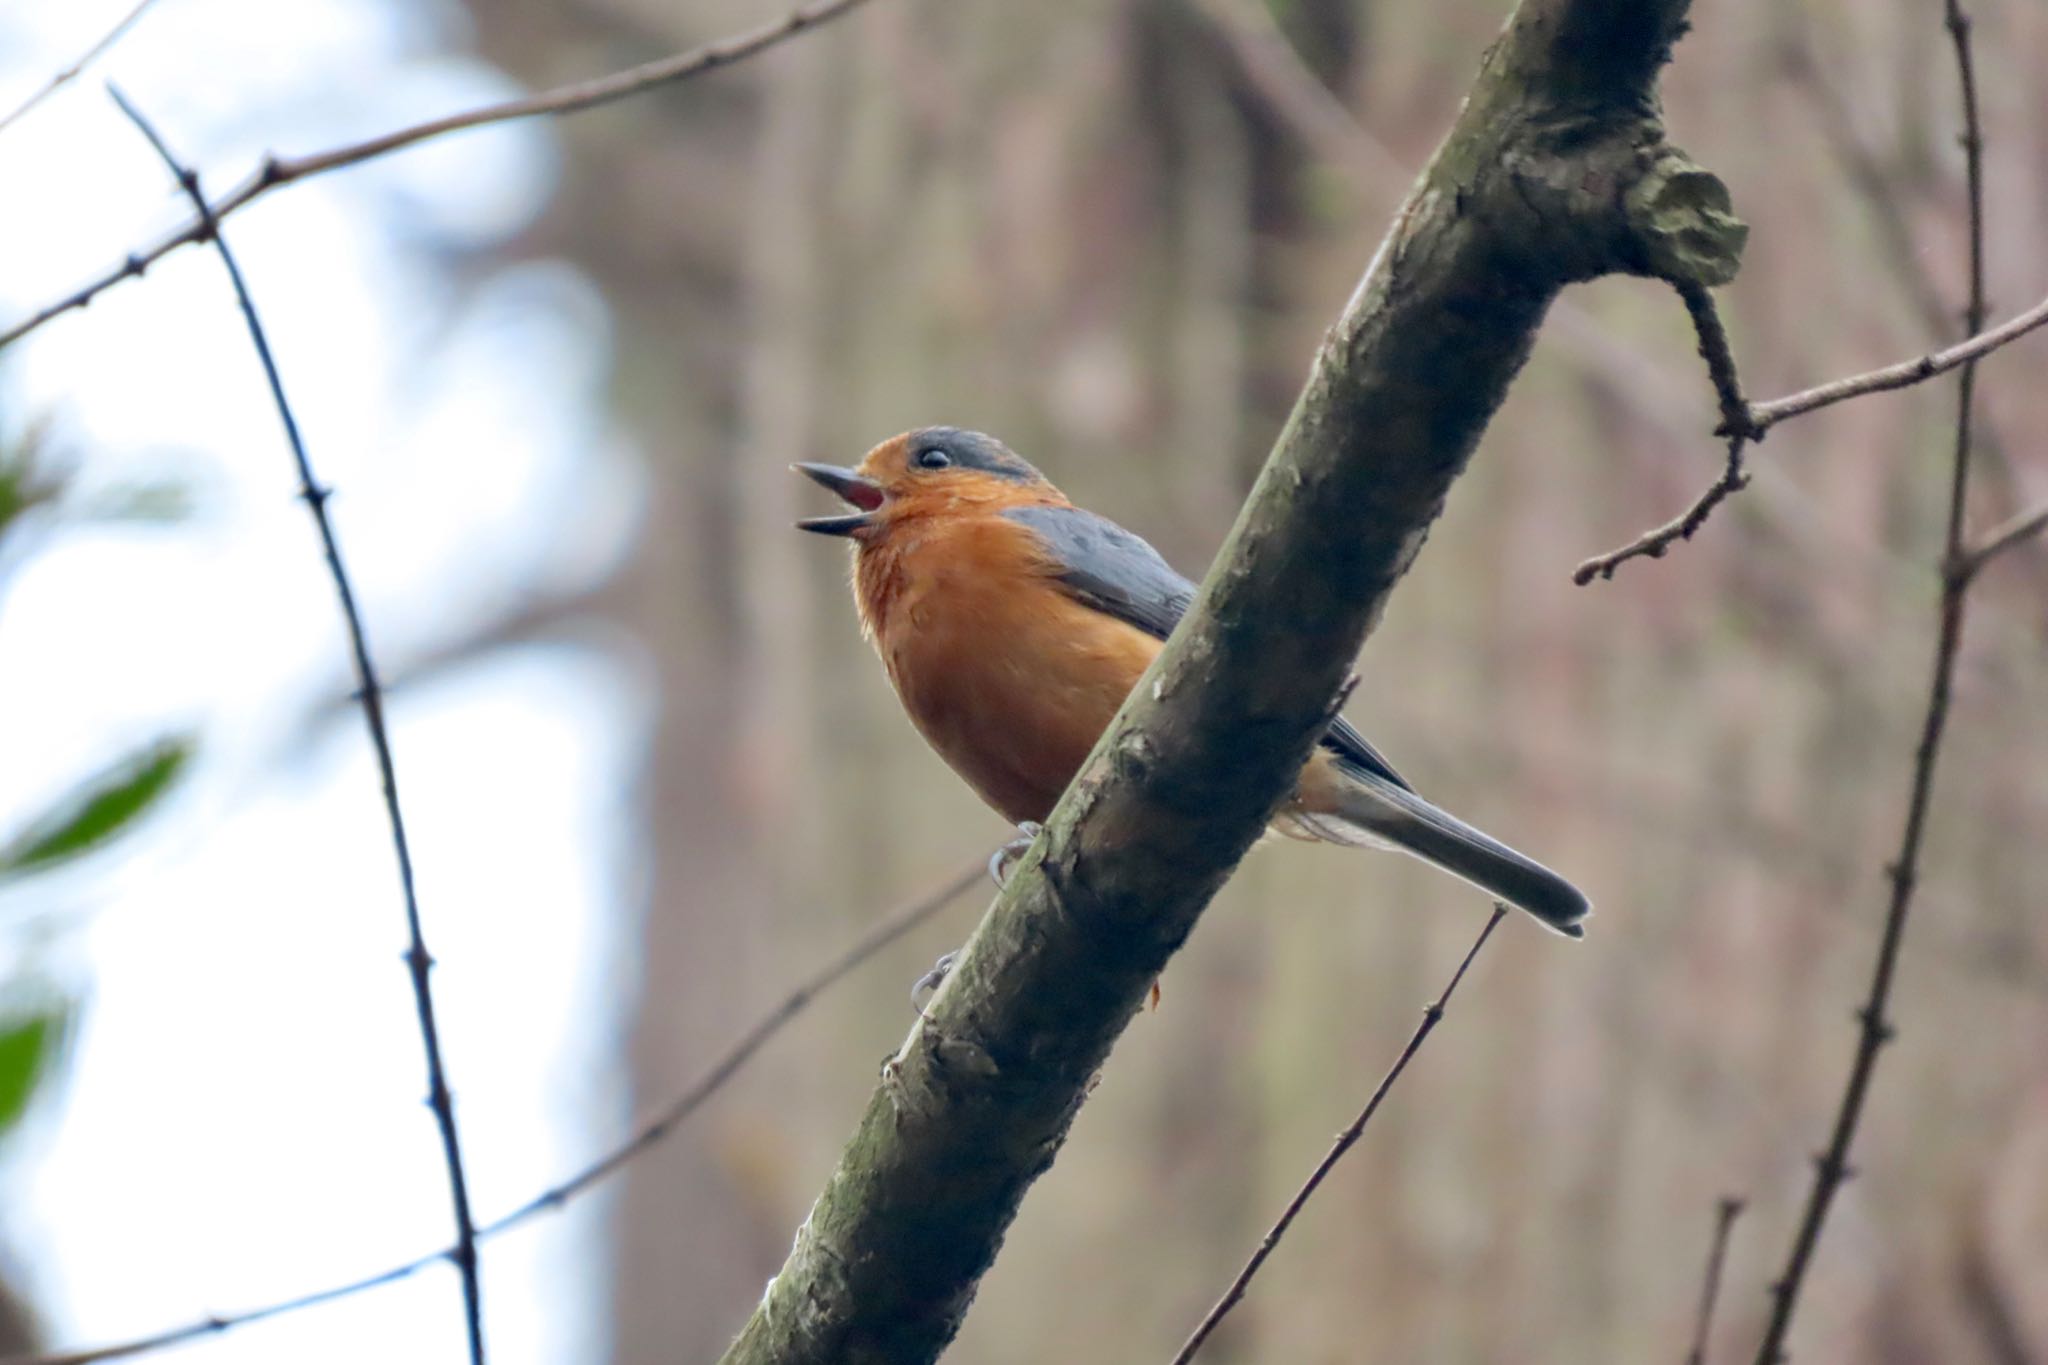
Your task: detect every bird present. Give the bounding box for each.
[795,426,1589,937]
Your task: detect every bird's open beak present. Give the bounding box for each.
[793,463,886,536]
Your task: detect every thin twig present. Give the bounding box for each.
[1681,281,1753,439]
[1775,15,2043,562]
[1577,31,2048,584]
[109,89,485,1365]
[1170,903,1507,1364]
[1963,500,2048,575]
[1685,1197,1746,1365]
[1578,283,2048,583]
[1746,289,2048,433]
[3,859,987,1365]
[1571,442,1745,584]
[477,859,986,1226]
[0,0,163,136]
[0,0,879,353]
[1750,5,1987,1359]
[1573,282,1756,584]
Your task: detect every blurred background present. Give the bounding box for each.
[1,0,2044,1361]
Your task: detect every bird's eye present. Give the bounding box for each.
[915,447,953,470]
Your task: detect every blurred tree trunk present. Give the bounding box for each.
[459,3,805,1358]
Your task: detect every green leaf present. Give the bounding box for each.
[0,418,64,545]
[0,735,194,880]
[0,1011,59,1135]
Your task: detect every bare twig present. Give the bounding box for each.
[1170,904,1507,1364]
[1193,0,1749,586]
[1576,19,2048,586]
[1680,281,1753,440]
[479,860,985,1224]
[109,90,485,1365]
[1685,1197,1746,1365]
[17,1254,448,1365]
[1963,501,2048,575]
[1577,283,2048,583]
[1571,443,1745,584]
[0,0,879,352]
[1746,289,2048,433]
[1775,15,2044,578]
[1750,5,1988,1358]
[3,859,986,1365]
[1573,282,1756,583]
[0,0,163,136]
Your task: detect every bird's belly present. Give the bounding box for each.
[882,589,1159,825]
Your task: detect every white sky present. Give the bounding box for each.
[0,0,645,1359]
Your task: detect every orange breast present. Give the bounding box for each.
[857,513,1161,825]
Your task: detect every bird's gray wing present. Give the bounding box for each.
[1003,503,1193,639]
[1002,503,1411,792]
[1321,715,1411,793]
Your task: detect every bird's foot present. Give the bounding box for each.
[987,821,1044,889]
[915,824,1046,1015]
[911,949,958,1017]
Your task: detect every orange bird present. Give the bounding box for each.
[797,427,1589,936]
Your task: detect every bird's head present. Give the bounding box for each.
[794,427,1061,541]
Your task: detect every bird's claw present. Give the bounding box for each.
[911,949,958,1016]
[915,820,1043,1017]
[988,821,1044,888]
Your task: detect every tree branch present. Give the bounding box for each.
[1171,904,1506,1364]
[0,0,880,352]
[1685,1197,1746,1365]
[1745,289,2048,433]
[1749,3,1988,1357]
[1571,440,1744,583]
[2,861,986,1365]
[0,0,162,136]
[1572,281,1753,583]
[1573,19,2048,585]
[721,2,1742,1360]
[1574,272,2048,584]
[110,89,486,1365]
[1963,500,2048,575]
[1774,12,2037,558]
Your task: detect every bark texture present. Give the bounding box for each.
[724,1,1743,1360]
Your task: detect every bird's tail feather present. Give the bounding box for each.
[1286,774,1591,937]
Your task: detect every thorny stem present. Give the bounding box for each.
[110,88,486,1365]
[1748,4,1987,1358]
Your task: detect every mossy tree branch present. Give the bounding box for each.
[724,2,1742,1360]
